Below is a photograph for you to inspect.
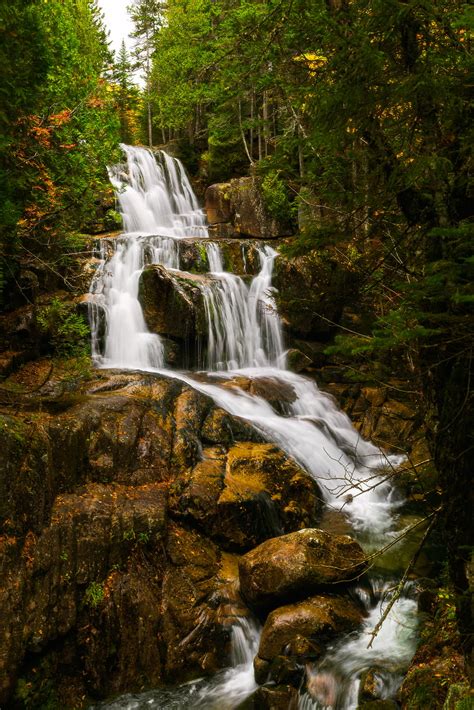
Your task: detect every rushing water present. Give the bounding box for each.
[89,146,419,709]
[203,243,286,370]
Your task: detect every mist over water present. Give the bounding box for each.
[89,146,418,710]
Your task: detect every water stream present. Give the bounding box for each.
[89,146,419,709]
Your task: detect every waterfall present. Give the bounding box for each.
[108,144,207,236]
[202,243,286,370]
[89,146,418,710]
[299,580,418,709]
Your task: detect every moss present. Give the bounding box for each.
[401,584,470,710]
[197,242,208,267]
[83,581,105,608]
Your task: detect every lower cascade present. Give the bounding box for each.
[88,146,419,709]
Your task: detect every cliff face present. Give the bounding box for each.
[0,370,326,705]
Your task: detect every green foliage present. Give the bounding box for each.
[260,170,293,223]
[0,0,120,306]
[84,581,105,608]
[113,40,141,144]
[104,209,123,232]
[122,527,151,544]
[37,298,90,356]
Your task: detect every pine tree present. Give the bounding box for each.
[114,40,138,144]
[128,0,165,147]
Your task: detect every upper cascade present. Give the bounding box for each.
[108,144,208,237]
[89,146,287,372]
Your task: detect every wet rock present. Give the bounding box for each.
[253,653,304,686]
[2,369,327,704]
[205,178,293,239]
[205,183,233,224]
[257,594,363,664]
[161,523,229,681]
[242,684,299,710]
[358,667,382,703]
[201,406,264,446]
[221,375,297,414]
[139,264,209,342]
[170,442,321,551]
[208,223,238,239]
[0,480,168,702]
[178,238,265,276]
[286,348,313,373]
[239,528,367,610]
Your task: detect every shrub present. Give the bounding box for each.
[36,298,89,356]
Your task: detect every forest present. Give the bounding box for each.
[0,0,472,708]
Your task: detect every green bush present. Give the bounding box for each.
[37,298,90,356]
[260,170,292,223]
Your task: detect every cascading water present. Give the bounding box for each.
[108,144,208,237]
[89,146,419,710]
[299,580,418,709]
[88,145,206,369]
[202,243,286,370]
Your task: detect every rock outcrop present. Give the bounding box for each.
[170,441,320,551]
[273,249,360,341]
[139,264,209,341]
[177,237,266,276]
[0,370,323,706]
[254,594,363,684]
[205,178,293,239]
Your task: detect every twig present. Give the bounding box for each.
[367,508,440,648]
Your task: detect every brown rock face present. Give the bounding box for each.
[273,250,359,340]
[205,178,293,239]
[170,441,321,551]
[0,370,322,706]
[139,264,208,339]
[243,684,300,709]
[177,237,265,276]
[239,528,367,610]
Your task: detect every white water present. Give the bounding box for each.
[203,243,286,370]
[94,616,261,710]
[300,580,418,709]
[108,144,207,237]
[89,146,418,710]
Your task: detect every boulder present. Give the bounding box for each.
[221,375,297,414]
[257,594,363,666]
[239,528,367,610]
[241,685,299,709]
[286,348,313,373]
[139,264,209,342]
[205,178,293,239]
[358,668,383,704]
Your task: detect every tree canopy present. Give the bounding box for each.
[0,0,119,301]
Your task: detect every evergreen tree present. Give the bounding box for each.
[128,0,165,146]
[114,40,140,144]
[0,0,120,304]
